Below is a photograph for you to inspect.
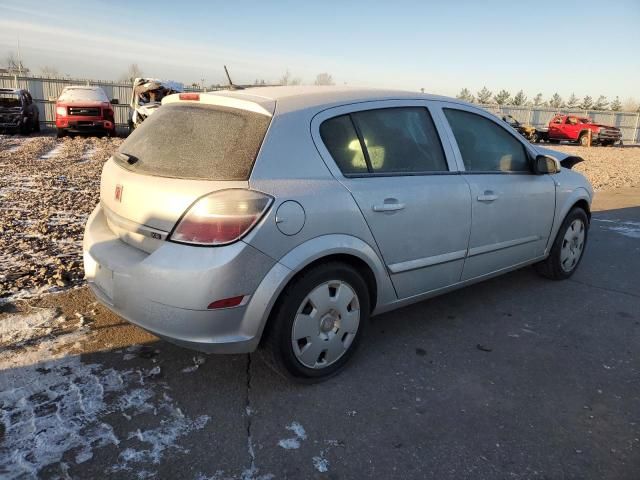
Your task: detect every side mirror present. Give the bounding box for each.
[110,98,119,105]
[534,154,561,175]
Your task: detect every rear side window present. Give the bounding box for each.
[444,108,530,173]
[320,107,447,175]
[116,103,271,180]
[319,115,368,174]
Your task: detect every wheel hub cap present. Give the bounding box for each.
[291,280,360,369]
[560,219,585,273]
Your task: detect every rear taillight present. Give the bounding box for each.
[56,105,67,116]
[179,93,200,101]
[169,189,273,246]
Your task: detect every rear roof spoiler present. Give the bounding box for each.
[560,156,584,169]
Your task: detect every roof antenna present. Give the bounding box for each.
[224,65,244,90]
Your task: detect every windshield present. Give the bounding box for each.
[116,103,271,180]
[0,94,21,108]
[58,88,108,103]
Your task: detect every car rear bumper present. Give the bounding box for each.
[83,205,282,353]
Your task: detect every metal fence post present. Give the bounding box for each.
[633,113,640,144]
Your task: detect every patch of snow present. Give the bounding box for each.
[0,308,210,478]
[312,456,329,473]
[182,355,206,373]
[277,421,307,449]
[593,218,640,239]
[40,144,64,160]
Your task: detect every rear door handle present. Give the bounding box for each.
[373,202,405,212]
[477,191,498,202]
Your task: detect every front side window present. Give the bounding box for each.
[320,107,448,175]
[444,108,530,173]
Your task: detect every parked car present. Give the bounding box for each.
[502,114,546,143]
[547,114,622,146]
[0,88,40,134]
[83,87,593,382]
[55,86,117,138]
[128,77,183,131]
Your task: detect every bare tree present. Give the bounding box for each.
[314,73,334,86]
[120,63,143,83]
[39,65,60,77]
[621,97,639,112]
[279,70,301,86]
[4,52,29,74]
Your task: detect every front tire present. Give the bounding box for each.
[579,133,590,147]
[56,128,66,139]
[261,262,370,382]
[535,208,589,280]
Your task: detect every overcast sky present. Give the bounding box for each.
[1,0,639,101]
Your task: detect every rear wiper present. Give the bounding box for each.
[115,152,139,165]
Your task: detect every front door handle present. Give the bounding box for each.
[477,191,498,202]
[372,201,405,212]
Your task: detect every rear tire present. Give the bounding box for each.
[260,262,370,383]
[535,208,589,280]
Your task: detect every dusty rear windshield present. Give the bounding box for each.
[115,103,271,180]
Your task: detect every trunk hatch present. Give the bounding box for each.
[100,101,271,252]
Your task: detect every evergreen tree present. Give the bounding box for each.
[593,95,609,110]
[533,93,544,106]
[512,90,527,106]
[494,89,512,105]
[610,96,622,111]
[566,93,580,108]
[476,87,492,104]
[456,88,475,103]
[549,93,564,109]
[579,95,594,110]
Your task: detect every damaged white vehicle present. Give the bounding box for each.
[128,78,183,131]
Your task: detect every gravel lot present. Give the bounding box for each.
[550,144,640,191]
[0,134,122,301]
[0,134,638,303]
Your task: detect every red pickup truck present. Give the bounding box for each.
[55,86,116,138]
[546,114,622,147]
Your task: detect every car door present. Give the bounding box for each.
[437,103,556,281]
[312,101,471,299]
[547,115,564,139]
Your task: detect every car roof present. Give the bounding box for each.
[200,86,467,115]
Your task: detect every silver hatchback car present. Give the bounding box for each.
[84,87,592,381]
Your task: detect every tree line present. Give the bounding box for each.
[456,87,640,112]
